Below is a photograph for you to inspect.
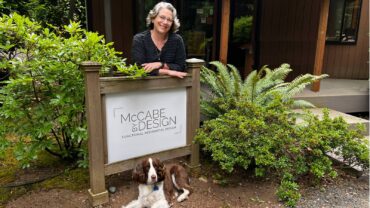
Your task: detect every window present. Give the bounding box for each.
[326,0,362,44]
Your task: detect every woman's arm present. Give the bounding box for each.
[158,68,187,78]
[132,33,162,75]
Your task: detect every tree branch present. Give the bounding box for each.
[45,147,62,158]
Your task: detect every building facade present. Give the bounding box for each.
[86,0,369,83]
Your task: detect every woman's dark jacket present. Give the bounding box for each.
[131,30,186,75]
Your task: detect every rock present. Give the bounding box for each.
[198,176,208,183]
[108,186,117,193]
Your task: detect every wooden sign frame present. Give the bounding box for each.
[81,59,204,206]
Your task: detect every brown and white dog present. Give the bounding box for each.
[122,157,192,208]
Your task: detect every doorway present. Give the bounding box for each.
[227,0,257,78]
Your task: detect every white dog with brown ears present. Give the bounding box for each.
[122,157,192,208]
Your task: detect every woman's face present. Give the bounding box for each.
[152,8,173,35]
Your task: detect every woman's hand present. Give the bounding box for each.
[141,62,163,72]
[159,69,187,78]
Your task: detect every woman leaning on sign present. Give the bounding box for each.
[131,2,187,78]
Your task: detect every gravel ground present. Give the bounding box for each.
[6,170,368,208]
[297,172,369,208]
[4,156,369,208]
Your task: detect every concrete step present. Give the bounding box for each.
[293,108,369,176]
[293,108,369,136]
[294,79,369,113]
[326,145,367,177]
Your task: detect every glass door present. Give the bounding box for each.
[228,0,256,77]
[175,0,217,63]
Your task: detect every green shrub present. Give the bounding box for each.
[0,0,87,28]
[200,61,328,120]
[233,16,253,43]
[0,13,146,168]
[195,98,369,206]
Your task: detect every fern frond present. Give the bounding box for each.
[209,61,234,97]
[200,66,225,97]
[281,84,307,102]
[283,74,329,100]
[269,64,292,81]
[227,64,242,98]
[254,64,290,97]
[200,101,223,119]
[241,70,258,102]
[292,99,316,109]
[257,65,270,78]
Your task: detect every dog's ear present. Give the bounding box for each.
[153,158,165,181]
[132,162,146,183]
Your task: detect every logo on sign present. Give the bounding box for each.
[116,107,180,139]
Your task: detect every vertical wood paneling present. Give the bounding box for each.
[111,0,133,61]
[323,0,369,79]
[286,0,299,67]
[297,1,309,77]
[307,1,321,78]
[258,0,321,80]
[88,0,105,34]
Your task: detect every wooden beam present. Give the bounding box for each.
[312,0,330,92]
[219,0,230,64]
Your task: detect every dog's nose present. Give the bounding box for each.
[151,175,157,181]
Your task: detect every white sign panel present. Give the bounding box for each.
[105,88,187,164]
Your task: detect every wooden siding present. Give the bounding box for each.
[323,0,369,79]
[111,0,134,61]
[258,0,322,80]
[87,0,134,61]
[87,0,105,34]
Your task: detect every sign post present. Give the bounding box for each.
[82,58,204,206]
[81,62,109,206]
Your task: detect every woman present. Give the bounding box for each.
[131,2,187,78]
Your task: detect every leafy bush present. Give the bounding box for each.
[0,0,87,28]
[200,61,328,120]
[0,13,146,168]
[195,98,369,206]
[233,16,253,43]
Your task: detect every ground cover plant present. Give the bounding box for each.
[196,98,369,207]
[196,62,369,206]
[0,13,146,168]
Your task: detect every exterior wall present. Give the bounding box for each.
[258,0,322,80]
[87,0,368,80]
[86,0,134,61]
[86,0,105,34]
[323,0,369,79]
[110,0,134,61]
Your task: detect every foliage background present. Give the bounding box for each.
[0,14,145,168]
[0,0,86,28]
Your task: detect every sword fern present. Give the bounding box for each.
[200,62,328,120]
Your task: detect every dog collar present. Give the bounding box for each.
[153,184,159,191]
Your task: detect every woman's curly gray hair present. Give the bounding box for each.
[146,2,180,33]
